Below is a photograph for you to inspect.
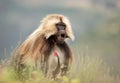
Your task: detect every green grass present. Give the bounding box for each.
[0,47,120,83]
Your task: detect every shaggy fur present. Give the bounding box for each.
[12,14,74,79]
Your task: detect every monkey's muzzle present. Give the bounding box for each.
[60,30,66,38]
[57,30,67,43]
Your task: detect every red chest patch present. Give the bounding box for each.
[54,51,59,57]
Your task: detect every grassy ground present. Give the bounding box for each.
[0,47,120,83]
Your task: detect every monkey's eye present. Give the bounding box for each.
[56,22,66,30]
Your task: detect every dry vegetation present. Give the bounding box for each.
[0,46,120,83]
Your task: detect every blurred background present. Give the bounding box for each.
[0,0,120,76]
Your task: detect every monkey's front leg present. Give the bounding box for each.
[52,55,61,79]
[61,65,68,76]
[61,60,70,76]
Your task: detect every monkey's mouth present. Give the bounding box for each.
[56,32,67,44]
[49,31,68,44]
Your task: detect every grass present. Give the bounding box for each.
[0,47,120,83]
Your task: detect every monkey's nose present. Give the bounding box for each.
[61,33,66,38]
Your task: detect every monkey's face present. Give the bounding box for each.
[55,22,68,43]
[40,14,74,43]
